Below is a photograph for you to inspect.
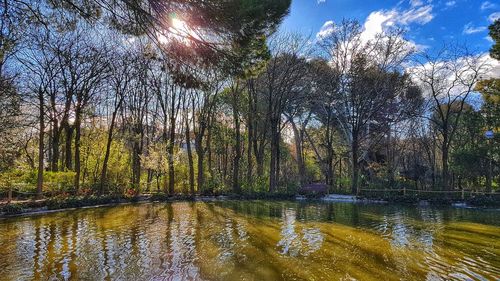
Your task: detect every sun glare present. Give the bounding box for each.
[171,18,188,32]
[157,17,195,45]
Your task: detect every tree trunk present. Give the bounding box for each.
[167,117,176,195]
[232,111,241,194]
[207,124,213,179]
[351,137,359,195]
[441,139,449,191]
[196,142,204,195]
[246,88,255,185]
[49,93,59,172]
[132,140,141,189]
[246,113,253,185]
[73,103,82,192]
[326,152,334,187]
[185,116,195,194]
[64,125,73,170]
[36,89,44,199]
[269,119,279,192]
[255,143,264,177]
[290,120,306,185]
[99,109,119,194]
[51,122,60,172]
[486,153,492,193]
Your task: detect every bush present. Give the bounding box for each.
[1,204,23,215]
[46,195,121,210]
[149,193,171,201]
[466,195,499,207]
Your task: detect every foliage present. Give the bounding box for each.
[45,195,122,210]
[0,0,498,205]
[489,19,500,60]
[1,204,23,215]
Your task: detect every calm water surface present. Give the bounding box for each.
[0,201,499,281]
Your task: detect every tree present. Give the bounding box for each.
[413,46,489,190]
[318,20,418,194]
[0,77,21,171]
[489,19,500,60]
[99,45,134,194]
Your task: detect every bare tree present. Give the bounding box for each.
[99,46,134,194]
[318,20,417,194]
[257,33,311,191]
[412,46,489,190]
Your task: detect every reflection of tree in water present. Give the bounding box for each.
[161,203,201,280]
[1,202,499,280]
[277,208,324,257]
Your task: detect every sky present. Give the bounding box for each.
[280,0,499,54]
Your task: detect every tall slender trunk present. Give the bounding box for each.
[167,116,176,194]
[207,124,213,179]
[291,120,306,185]
[486,153,492,193]
[51,122,60,172]
[441,134,449,190]
[326,152,334,187]
[232,107,241,194]
[185,116,195,194]
[351,136,359,195]
[37,89,44,199]
[231,87,242,194]
[99,107,119,194]
[73,102,82,192]
[246,120,253,185]
[196,138,204,195]
[64,125,73,170]
[269,119,279,192]
[132,139,141,189]
[146,169,153,191]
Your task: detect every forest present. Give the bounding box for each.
[1,0,499,202]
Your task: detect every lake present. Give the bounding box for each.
[0,201,499,280]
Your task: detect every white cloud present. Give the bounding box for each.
[410,0,424,7]
[361,5,433,42]
[317,0,326,4]
[485,36,494,43]
[409,53,499,101]
[475,54,496,77]
[463,22,487,34]
[408,40,430,51]
[488,12,500,22]
[399,5,434,25]
[316,21,335,39]
[480,1,496,10]
[362,11,398,41]
[445,1,456,7]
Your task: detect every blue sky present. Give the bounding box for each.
[280,0,499,54]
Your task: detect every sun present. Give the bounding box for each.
[156,15,200,45]
[171,18,188,33]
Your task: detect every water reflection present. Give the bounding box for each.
[277,208,324,257]
[0,201,499,280]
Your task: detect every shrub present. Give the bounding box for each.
[149,192,171,201]
[466,195,499,207]
[124,188,137,199]
[1,204,23,215]
[46,195,121,210]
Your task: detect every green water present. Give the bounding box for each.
[0,201,499,281]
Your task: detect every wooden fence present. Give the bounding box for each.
[359,187,496,200]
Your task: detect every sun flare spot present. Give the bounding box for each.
[171,18,188,33]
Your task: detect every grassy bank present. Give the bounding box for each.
[358,192,500,207]
[2,191,498,218]
[0,192,298,217]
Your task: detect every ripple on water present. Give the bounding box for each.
[0,201,498,281]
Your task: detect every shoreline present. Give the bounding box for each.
[1,192,499,219]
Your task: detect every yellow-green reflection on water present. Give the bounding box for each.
[0,201,499,280]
